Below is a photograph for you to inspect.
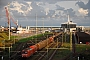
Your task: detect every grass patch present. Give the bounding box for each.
[75,44,90,52]
[62,43,90,53]
[10,36,19,39]
[62,43,70,48]
[53,49,70,60]
[18,33,52,42]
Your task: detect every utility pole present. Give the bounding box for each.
[8,3,11,40]
[43,18,44,35]
[35,13,37,44]
[57,38,58,48]
[70,32,72,52]
[47,35,48,60]
[36,13,37,33]
[65,33,66,42]
[62,32,64,46]
[70,32,73,60]
[17,20,18,28]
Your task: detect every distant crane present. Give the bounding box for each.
[5,4,11,40]
[5,7,10,26]
[5,4,18,40]
[5,7,18,27]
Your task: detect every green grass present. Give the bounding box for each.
[61,42,90,52]
[11,33,52,50]
[75,44,90,52]
[62,43,70,48]
[18,33,52,42]
[10,36,19,40]
[52,49,70,60]
[54,43,90,60]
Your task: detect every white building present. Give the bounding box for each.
[17,26,30,34]
[61,15,76,32]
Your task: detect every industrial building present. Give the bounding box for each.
[61,15,76,32]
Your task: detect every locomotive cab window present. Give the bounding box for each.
[29,48,32,50]
[22,51,28,54]
[25,48,32,50]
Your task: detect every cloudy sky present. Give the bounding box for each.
[0,0,90,27]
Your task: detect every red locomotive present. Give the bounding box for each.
[22,36,54,58]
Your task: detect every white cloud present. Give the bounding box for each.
[0,0,90,26]
[45,8,49,15]
[38,2,57,10]
[55,10,60,15]
[52,14,55,18]
[26,2,32,5]
[36,2,43,6]
[56,1,78,11]
[78,8,88,16]
[9,1,32,16]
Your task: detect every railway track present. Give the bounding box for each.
[48,42,61,60]
[26,42,61,60]
[8,32,62,60]
[37,43,56,60]
[10,42,27,60]
[10,33,54,60]
[25,42,55,60]
[25,33,62,60]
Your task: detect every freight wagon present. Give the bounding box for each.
[22,36,54,58]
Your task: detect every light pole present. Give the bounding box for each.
[9,47,10,59]
[70,32,73,60]
[7,3,11,40]
[43,18,44,35]
[9,45,12,59]
[36,13,37,34]
[13,35,15,44]
[35,13,37,44]
[57,38,58,48]
[47,35,48,59]
[65,33,66,42]
[70,32,72,52]
[62,32,64,46]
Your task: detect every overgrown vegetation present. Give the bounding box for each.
[0,32,9,47]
